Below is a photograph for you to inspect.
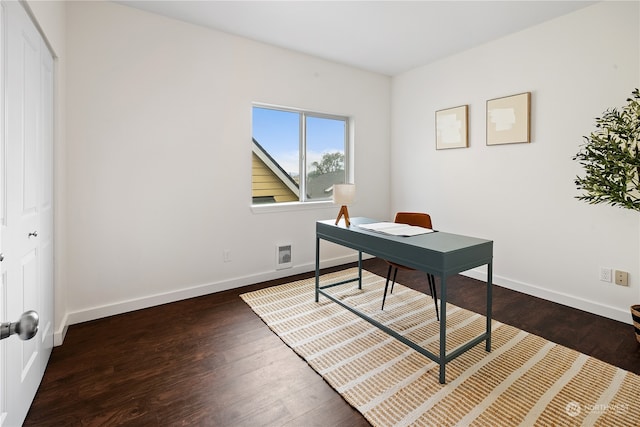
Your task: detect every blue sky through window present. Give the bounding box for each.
[253,107,299,175]
[253,107,345,177]
[306,116,346,172]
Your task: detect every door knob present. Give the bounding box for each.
[0,310,39,341]
[28,231,38,238]
[0,253,3,262]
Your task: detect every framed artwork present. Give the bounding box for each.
[486,92,531,145]
[435,105,468,149]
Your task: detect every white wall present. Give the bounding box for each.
[61,1,390,337]
[391,1,640,323]
[32,0,639,344]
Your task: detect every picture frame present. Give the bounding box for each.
[486,92,531,145]
[435,105,468,150]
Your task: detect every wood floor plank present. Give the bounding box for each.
[24,259,640,426]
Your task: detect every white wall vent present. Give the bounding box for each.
[276,244,292,270]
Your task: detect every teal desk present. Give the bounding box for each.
[315,217,493,384]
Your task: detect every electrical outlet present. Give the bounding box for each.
[223,249,231,263]
[614,270,628,286]
[599,267,612,282]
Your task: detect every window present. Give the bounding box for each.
[252,105,349,205]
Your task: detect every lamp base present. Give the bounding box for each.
[335,205,351,227]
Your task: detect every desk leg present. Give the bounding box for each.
[486,262,493,352]
[358,251,362,289]
[315,236,320,303]
[439,274,447,384]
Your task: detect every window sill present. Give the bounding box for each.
[251,200,336,214]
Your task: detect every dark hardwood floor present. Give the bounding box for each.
[24,258,640,426]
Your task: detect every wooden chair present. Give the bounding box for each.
[381,212,439,320]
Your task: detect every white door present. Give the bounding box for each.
[0,2,6,425]
[1,1,54,425]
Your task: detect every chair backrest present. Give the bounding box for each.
[394,212,432,229]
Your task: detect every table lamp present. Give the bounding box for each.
[333,184,355,227]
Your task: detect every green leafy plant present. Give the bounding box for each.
[574,88,640,211]
[308,152,344,177]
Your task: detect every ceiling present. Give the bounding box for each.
[117,1,595,76]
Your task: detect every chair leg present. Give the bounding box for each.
[428,274,439,321]
[382,265,393,310]
[390,267,398,294]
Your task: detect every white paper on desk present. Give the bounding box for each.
[358,222,434,236]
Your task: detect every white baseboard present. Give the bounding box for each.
[53,314,69,346]
[53,253,363,346]
[462,269,634,325]
[54,257,632,346]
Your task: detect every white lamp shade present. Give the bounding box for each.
[333,184,355,205]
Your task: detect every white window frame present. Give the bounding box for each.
[251,104,352,212]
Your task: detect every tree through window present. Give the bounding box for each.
[252,106,349,204]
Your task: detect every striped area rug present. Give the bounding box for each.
[240,269,640,426]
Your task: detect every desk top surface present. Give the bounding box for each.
[317,217,492,254]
